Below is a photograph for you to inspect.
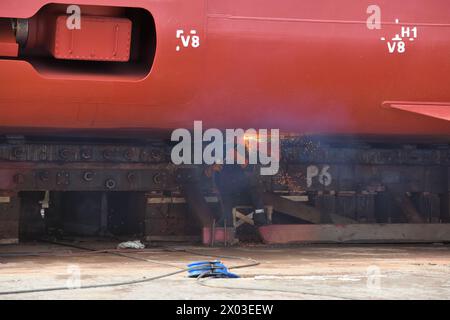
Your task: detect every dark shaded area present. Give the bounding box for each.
[19,191,145,240]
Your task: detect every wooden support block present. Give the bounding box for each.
[440,192,450,223]
[0,194,20,243]
[234,210,255,227]
[393,193,424,223]
[356,193,376,223]
[316,194,335,223]
[264,192,355,224]
[232,206,273,228]
[264,192,321,223]
[419,193,440,223]
[145,235,201,242]
[441,168,450,222]
[259,224,450,244]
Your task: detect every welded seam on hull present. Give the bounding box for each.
[207,14,450,27]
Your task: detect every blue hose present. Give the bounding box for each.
[187,260,240,278]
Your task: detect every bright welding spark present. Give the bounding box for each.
[244,133,269,143]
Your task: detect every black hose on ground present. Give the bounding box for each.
[0,241,351,299]
[0,241,260,296]
[0,268,188,296]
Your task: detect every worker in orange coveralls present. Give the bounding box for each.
[204,142,268,228]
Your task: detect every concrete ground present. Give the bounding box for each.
[0,241,449,300]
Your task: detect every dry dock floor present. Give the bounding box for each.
[0,242,449,300]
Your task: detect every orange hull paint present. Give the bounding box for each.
[0,0,449,137]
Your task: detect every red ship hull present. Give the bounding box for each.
[0,0,449,137]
